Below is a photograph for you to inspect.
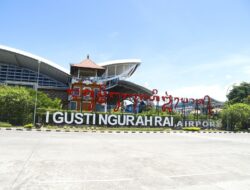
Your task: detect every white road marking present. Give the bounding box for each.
[36,178,134,184]
[165,171,228,178]
[33,172,227,185]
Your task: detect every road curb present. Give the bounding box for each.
[1,127,249,134]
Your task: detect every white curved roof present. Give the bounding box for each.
[0,45,69,74]
[98,59,141,66]
[0,45,141,85]
[98,59,141,79]
[0,45,71,85]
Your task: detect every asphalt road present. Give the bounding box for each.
[0,130,250,190]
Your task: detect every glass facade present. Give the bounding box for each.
[0,62,68,88]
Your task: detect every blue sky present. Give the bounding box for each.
[1,0,250,101]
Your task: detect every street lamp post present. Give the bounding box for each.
[33,60,41,127]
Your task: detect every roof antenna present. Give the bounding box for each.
[87,54,89,59]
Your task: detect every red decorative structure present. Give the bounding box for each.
[67,86,212,115]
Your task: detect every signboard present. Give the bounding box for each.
[45,111,216,128]
[42,84,216,128]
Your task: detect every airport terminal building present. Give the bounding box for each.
[0,45,223,114]
[0,45,151,111]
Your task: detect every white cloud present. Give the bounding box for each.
[179,54,250,75]
[130,52,250,103]
[161,85,228,101]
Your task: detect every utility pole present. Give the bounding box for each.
[33,60,41,127]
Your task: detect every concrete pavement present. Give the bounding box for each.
[0,130,250,190]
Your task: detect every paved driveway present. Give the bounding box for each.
[1,130,250,190]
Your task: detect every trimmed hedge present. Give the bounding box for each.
[183,127,200,131]
[0,122,12,128]
[24,123,33,129]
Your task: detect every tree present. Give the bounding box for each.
[0,86,34,125]
[0,85,62,125]
[27,89,61,110]
[227,82,250,104]
[245,95,250,104]
[221,103,250,131]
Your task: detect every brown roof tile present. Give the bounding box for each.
[71,55,105,70]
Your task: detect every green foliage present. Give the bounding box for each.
[27,89,62,110]
[221,103,250,131]
[172,112,182,123]
[220,82,250,131]
[0,122,12,128]
[0,85,62,125]
[182,127,200,131]
[0,86,34,125]
[245,95,250,104]
[24,123,33,129]
[227,82,250,104]
[138,106,158,116]
[183,113,210,122]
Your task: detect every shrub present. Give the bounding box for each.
[221,103,250,131]
[183,126,200,131]
[24,123,33,129]
[0,122,12,128]
[0,86,62,125]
